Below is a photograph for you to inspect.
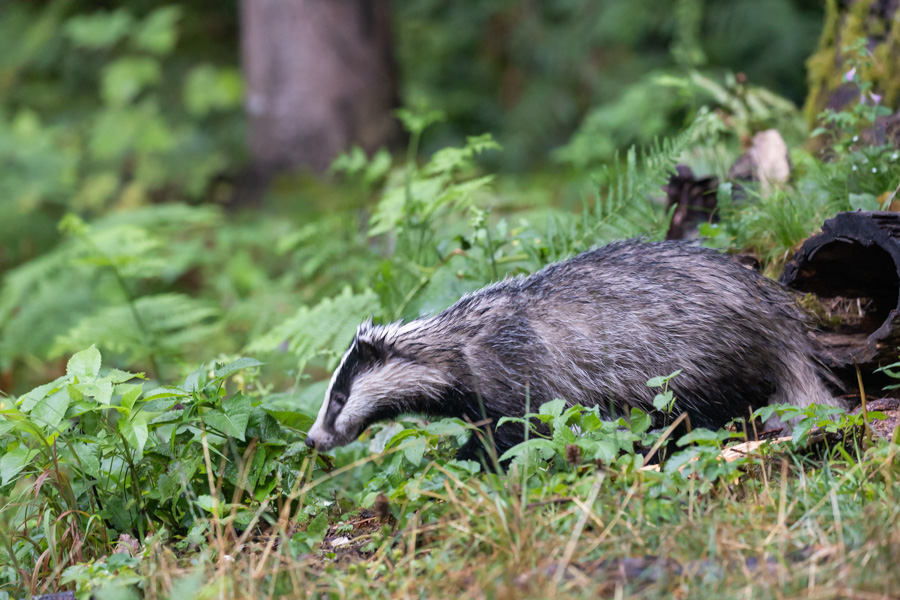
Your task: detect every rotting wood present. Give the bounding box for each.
[781,211,900,372]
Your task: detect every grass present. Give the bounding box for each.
[47,429,900,600]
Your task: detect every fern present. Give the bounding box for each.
[0,205,221,374]
[532,117,701,266]
[247,287,381,372]
[369,133,500,237]
[51,293,219,364]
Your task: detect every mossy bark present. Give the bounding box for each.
[804,0,900,125]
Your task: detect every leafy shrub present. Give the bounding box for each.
[0,347,318,582]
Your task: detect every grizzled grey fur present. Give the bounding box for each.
[305,239,839,461]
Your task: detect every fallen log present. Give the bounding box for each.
[780,211,900,373]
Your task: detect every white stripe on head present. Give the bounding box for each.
[335,359,450,431]
[308,327,366,442]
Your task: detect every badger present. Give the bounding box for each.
[305,239,839,461]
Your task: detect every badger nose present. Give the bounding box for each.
[305,434,317,449]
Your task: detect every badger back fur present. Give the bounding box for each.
[305,239,838,460]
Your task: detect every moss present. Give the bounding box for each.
[804,0,900,126]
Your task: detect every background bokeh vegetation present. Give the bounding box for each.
[0,0,828,393]
[4,0,900,597]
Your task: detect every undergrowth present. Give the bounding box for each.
[2,20,900,598]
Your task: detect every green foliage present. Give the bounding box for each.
[394,0,822,169]
[247,287,381,372]
[5,4,900,596]
[700,48,900,270]
[496,401,646,472]
[0,348,319,584]
[753,402,884,446]
[648,369,682,414]
[0,2,243,273]
[0,205,224,378]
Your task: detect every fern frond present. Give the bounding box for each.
[246,287,380,371]
[588,117,701,242]
[50,293,219,363]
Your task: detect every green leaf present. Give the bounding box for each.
[652,392,674,412]
[583,439,618,463]
[791,418,815,445]
[261,408,313,432]
[306,511,328,546]
[849,193,879,212]
[424,420,467,437]
[403,436,427,467]
[101,57,162,106]
[630,408,651,435]
[1,447,39,486]
[214,357,262,379]
[67,346,101,381]
[184,65,244,117]
[552,424,577,446]
[498,438,558,462]
[132,6,181,54]
[18,376,69,412]
[30,389,71,431]
[752,405,778,424]
[143,386,189,402]
[64,10,133,49]
[538,399,566,419]
[646,369,682,388]
[664,447,703,474]
[677,428,738,447]
[119,412,150,454]
[73,381,114,406]
[202,393,251,440]
[71,443,101,478]
[120,384,143,412]
[195,495,218,513]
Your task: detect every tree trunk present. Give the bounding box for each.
[240,0,399,177]
[804,0,900,125]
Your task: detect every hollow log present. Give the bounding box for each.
[780,211,900,373]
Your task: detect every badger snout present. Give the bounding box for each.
[304,426,337,451]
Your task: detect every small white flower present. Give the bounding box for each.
[892,153,899,160]
[873,168,877,173]
[853,135,859,142]
[852,165,858,171]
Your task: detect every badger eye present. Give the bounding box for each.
[332,392,347,407]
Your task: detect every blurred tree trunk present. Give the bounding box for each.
[240,0,399,177]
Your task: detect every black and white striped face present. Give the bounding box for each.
[305,321,451,452]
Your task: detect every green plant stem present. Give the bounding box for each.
[113,426,148,540]
[78,232,162,381]
[483,211,499,281]
[854,361,871,444]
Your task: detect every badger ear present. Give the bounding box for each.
[357,338,384,364]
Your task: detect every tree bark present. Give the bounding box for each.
[240,0,399,176]
[804,0,900,125]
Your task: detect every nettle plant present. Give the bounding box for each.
[0,347,318,582]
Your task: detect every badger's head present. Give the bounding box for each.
[305,319,451,452]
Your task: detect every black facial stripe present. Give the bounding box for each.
[324,337,385,431]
